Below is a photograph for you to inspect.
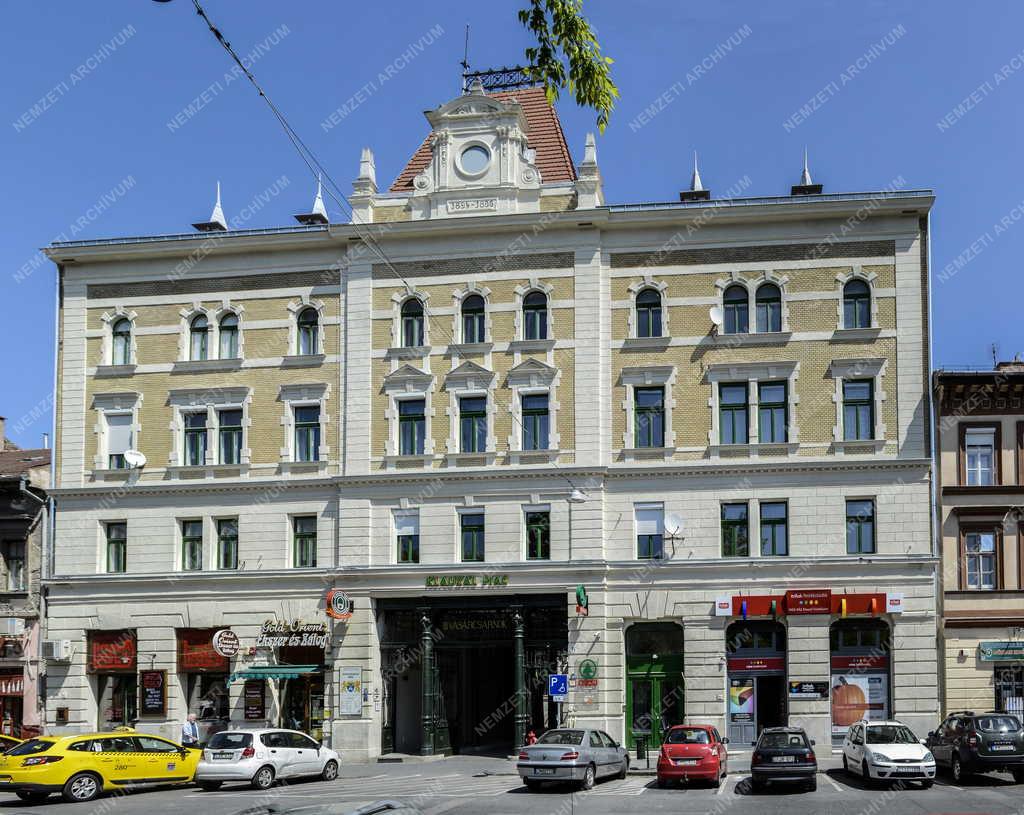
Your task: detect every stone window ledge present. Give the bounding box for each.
[282,354,326,368]
[95,364,137,378]
[622,336,672,350]
[831,327,882,342]
[172,358,243,374]
[387,346,432,360]
[447,342,493,355]
[509,339,556,353]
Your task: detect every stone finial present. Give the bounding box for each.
[679,152,711,202]
[294,174,329,225]
[582,132,598,167]
[791,147,824,195]
[691,151,704,192]
[351,147,377,224]
[575,132,603,208]
[358,147,377,188]
[192,181,228,232]
[800,147,813,186]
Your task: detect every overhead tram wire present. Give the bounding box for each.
[172,0,590,497]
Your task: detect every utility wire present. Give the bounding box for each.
[180,0,587,495]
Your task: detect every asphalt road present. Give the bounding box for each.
[0,756,1022,815]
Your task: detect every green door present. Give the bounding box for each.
[626,674,684,749]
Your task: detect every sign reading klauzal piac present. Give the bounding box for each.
[255,620,328,649]
[425,574,509,588]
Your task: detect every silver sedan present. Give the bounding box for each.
[517,728,629,790]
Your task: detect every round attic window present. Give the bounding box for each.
[459,145,490,175]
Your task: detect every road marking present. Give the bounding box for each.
[715,775,733,795]
[826,775,843,791]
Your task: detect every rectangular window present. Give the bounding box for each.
[634,387,665,448]
[294,405,321,462]
[459,396,487,453]
[846,499,875,554]
[3,542,26,591]
[395,511,419,564]
[635,504,664,560]
[460,512,485,562]
[217,519,238,570]
[183,412,208,467]
[721,503,749,557]
[398,399,426,456]
[759,502,788,556]
[965,428,996,486]
[843,380,874,441]
[522,394,550,451]
[218,409,243,465]
[106,413,133,470]
[181,520,203,571]
[293,516,317,568]
[720,383,749,445]
[106,522,127,573]
[965,530,997,590]
[526,511,550,560]
[757,382,787,444]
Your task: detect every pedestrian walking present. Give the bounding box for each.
[182,712,200,748]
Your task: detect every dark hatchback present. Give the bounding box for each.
[926,712,1024,783]
[750,727,817,792]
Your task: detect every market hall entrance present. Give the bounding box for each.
[625,623,685,750]
[726,621,787,746]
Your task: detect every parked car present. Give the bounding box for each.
[0,731,200,803]
[517,728,628,791]
[925,711,1024,783]
[656,724,728,787]
[750,727,817,792]
[196,729,340,790]
[842,720,935,787]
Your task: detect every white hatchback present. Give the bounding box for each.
[195,728,340,790]
[842,720,935,787]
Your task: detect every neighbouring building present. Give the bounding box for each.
[935,363,1024,716]
[0,417,50,738]
[43,74,938,758]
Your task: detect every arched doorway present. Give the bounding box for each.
[725,621,787,745]
[830,619,891,745]
[625,623,684,749]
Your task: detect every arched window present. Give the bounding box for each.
[523,291,548,340]
[636,288,662,338]
[722,285,748,334]
[461,294,485,344]
[755,284,782,333]
[219,313,239,359]
[111,318,131,366]
[401,298,424,347]
[843,279,871,329]
[189,315,208,361]
[297,308,319,355]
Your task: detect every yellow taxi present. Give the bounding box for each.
[0,730,200,803]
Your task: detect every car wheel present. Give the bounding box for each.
[806,775,817,792]
[321,760,339,781]
[251,765,276,790]
[198,781,223,791]
[580,764,596,791]
[15,791,50,802]
[62,772,101,803]
[951,754,963,783]
[524,778,540,791]
[921,779,933,789]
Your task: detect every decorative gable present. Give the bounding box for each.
[444,360,496,391]
[382,365,434,394]
[507,358,558,388]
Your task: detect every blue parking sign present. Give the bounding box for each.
[548,673,568,700]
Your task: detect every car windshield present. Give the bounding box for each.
[536,730,584,745]
[667,728,710,744]
[976,716,1021,733]
[7,739,53,756]
[866,725,918,744]
[208,732,252,749]
[759,732,808,749]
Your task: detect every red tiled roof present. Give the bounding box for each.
[0,448,50,479]
[389,86,577,192]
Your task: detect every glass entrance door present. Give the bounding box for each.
[626,675,684,749]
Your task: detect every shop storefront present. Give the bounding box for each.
[625,623,684,750]
[89,630,137,730]
[829,619,891,743]
[725,621,787,745]
[0,671,24,737]
[177,629,230,740]
[983,642,1024,717]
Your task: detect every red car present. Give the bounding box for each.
[657,724,729,787]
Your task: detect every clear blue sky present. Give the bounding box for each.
[1,1,1018,446]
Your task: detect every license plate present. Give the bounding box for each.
[213,752,234,760]
[773,756,796,763]
[675,758,699,766]
[992,744,1015,751]
[894,767,919,773]
[533,768,556,776]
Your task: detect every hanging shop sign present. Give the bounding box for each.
[339,667,362,716]
[211,629,240,659]
[325,589,353,621]
[788,681,829,699]
[785,590,832,614]
[88,631,137,673]
[578,659,598,680]
[575,585,589,616]
[979,641,1024,662]
[243,679,266,720]
[255,620,328,650]
[178,629,230,671]
[424,573,510,589]
[139,669,167,716]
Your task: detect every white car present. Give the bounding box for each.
[842,720,935,787]
[195,728,340,790]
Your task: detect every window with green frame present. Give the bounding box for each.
[460,512,485,562]
[106,522,127,573]
[758,382,787,443]
[522,393,549,451]
[217,518,238,570]
[526,511,550,560]
[843,379,874,440]
[218,409,243,465]
[459,396,487,453]
[635,504,664,559]
[719,383,748,445]
[396,511,419,563]
[721,503,749,557]
[398,399,426,455]
[634,387,664,448]
[845,499,875,554]
[759,502,788,556]
[182,520,203,571]
[293,516,317,568]
[294,405,321,462]
[183,412,207,466]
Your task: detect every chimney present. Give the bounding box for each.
[43,433,49,450]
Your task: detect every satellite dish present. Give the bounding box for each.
[123,450,147,468]
[709,305,724,326]
[665,513,685,537]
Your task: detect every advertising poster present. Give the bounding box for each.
[831,674,888,734]
[729,678,754,721]
[339,666,362,716]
